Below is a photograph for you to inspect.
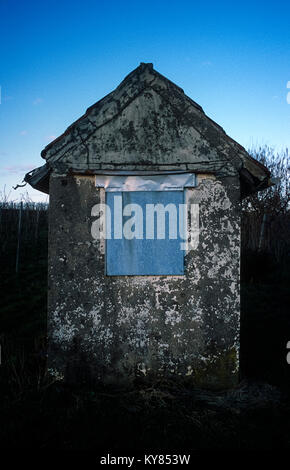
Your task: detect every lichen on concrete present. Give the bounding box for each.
[47,172,240,389]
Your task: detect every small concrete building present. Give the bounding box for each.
[25,63,271,388]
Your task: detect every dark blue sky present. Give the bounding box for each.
[1,0,289,200]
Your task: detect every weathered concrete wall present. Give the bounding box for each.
[48,171,240,389]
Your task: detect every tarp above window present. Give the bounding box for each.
[95,173,196,191]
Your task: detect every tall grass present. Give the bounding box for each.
[0,197,49,401]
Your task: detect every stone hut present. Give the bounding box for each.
[25,63,271,388]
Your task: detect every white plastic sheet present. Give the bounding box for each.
[95,173,196,191]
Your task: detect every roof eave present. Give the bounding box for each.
[24,164,50,194]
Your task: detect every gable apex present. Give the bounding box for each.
[40,62,205,162]
[25,63,271,197]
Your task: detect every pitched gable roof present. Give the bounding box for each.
[25,62,271,197]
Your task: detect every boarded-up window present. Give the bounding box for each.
[106,191,185,275]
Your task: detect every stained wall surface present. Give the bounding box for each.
[48,171,240,389]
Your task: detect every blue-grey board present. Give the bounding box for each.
[106,191,185,275]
